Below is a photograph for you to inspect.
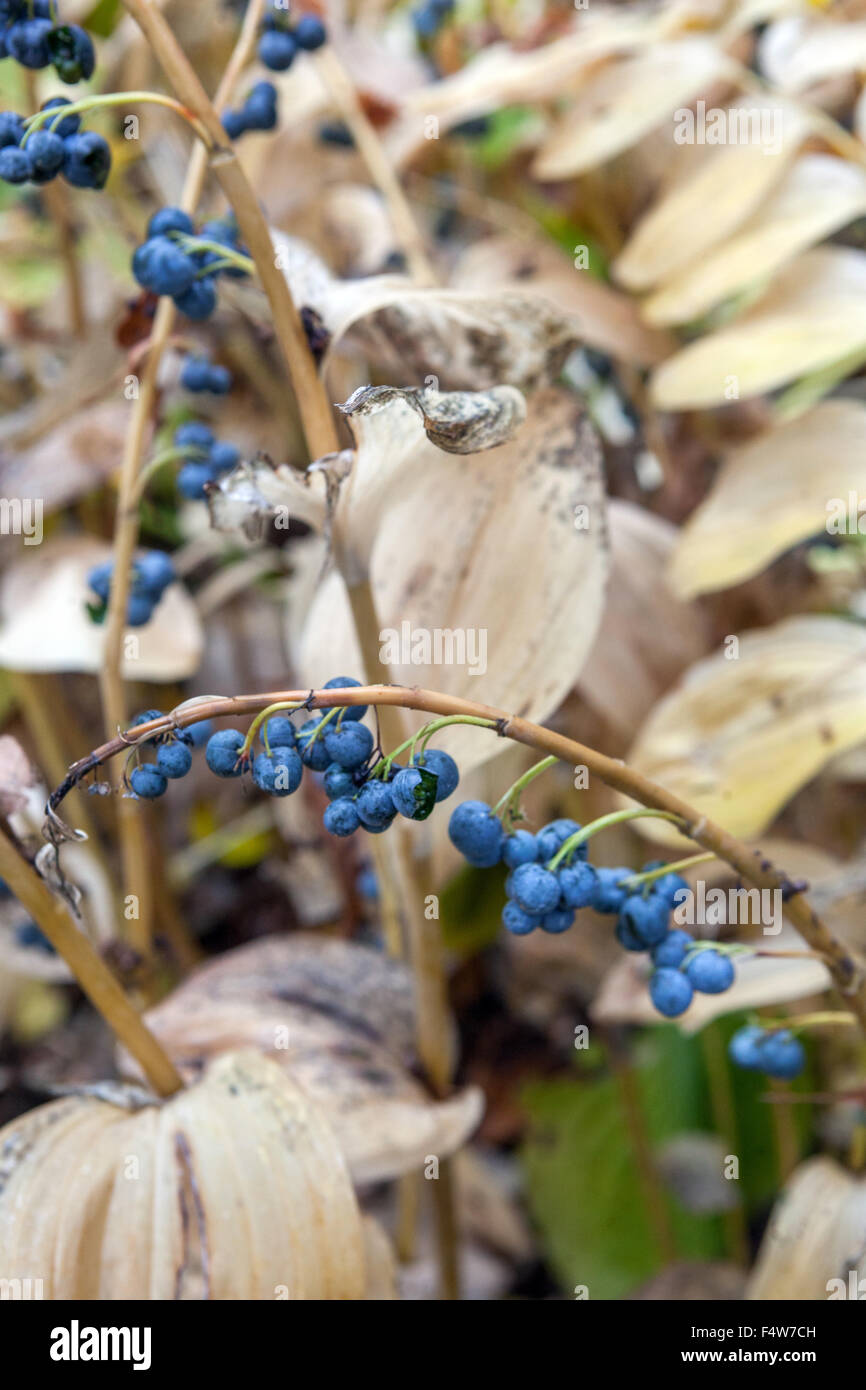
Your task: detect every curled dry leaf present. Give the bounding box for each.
[339,383,527,454]
[294,386,608,772]
[0,1050,378,1299]
[614,98,812,293]
[274,232,581,391]
[0,734,36,816]
[0,537,203,681]
[531,39,737,180]
[578,501,709,736]
[668,401,866,598]
[451,234,675,368]
[592,923,831,1033]
[0,400,128,516]
[640,153,866,326]
[757,15,866,89]
[747,1157,866,1299]
[650,247,866,409]
[120,934,483,1186]
[623,615,866,844]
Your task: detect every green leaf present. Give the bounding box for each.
[409,765,439,820]
[82,0,122,37]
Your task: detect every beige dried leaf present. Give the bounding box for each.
[623,615,866,844]
[757,15,866,89]
[532,39,737,180]
[293,386,608,772]
[121,935,483,1186]
[747,1157,866,1299]
[339,383,527,454]
[614,98,811,293]
[641,154,866,325]
[0,400,127,516]
[578,501,709,736]
[0,1050,371,1299]
[668,401,866,597]
[650,247,866,409]
[0,735,36,816]
[0,537,203,681]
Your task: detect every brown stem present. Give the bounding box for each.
[49,683,866,1031]
[0,827,183,1097]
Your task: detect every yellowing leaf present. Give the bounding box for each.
[650,247,866,409]
[669,400,866,597]
[532,39,737,180]
[624,615,866,843]
[641,154,866,325]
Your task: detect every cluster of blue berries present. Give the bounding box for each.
[87,549,175,628]
[180,355,232,395]
[221,80,278,140]
[174,421,240,500]
[132,208,249,320]
[0,99,110,188]
[128,711,213,799]
[728,1023,805,1080]
[1,1,94,82]
[257,8,327,70]
[412,0,454,40]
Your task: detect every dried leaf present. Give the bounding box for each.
[338,383,527,453]
[747,1157,866,1299]
[668,400,866,597]
[624,615,866,844]
[0,537,203,681]
[122,935,483,1186]
[532,39,737,180]
[640,153,866,325]
[614,98,812,293]
[650,247,866,409]
[0,735,36,816]
[757,14,866,89]
[0,400,128,515]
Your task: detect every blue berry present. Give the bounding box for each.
[323,763,356,800]
[649,968,694,1018]
[134,550,175,596]
[27,129,65,182]
[323,797,360,837]
[509,862,561,916]
[619,893,670,947]
[652,871,690,908]
[390,765,437,820]
[131,710,165,744]
[148,206,195,238]
[501,830,538,869]
[416,748,459,801]
[47,24,95,83]
[40,98,79,138]
[209,441,240,473]
[615,916,647,952]
[0,1,24,22]
[321,676,367,721]
[258,28,297,69]
[62,131,111,189]
[126,593,155,627]
[356,779,397,830]
[357,867,378,899]
[14,920,55,953]
[264,715,296,748]
[205,728,247,778]
[592,867,631,914]
[182,719,213,748]
[221,108,248,140]
[0,111,25,148]
[156,741,192,779]
[0,146,31,183]
[294,14,327,49]
[728,1025,765,1071]
[652,928,693,969]
[756,1029,805,1080]
[174,277,217,320]
[175,422,215,451]
[180,356,211,392]
[540,906,575,934]
[134,236,194,294]
[557,861,598,910]
[448,800,503,868]
[130,763,168,799]
[177,462,216,499]
[6,18,53,69]
[252,746,303,795]
[685,949,735,995]
[242,81,278,131]
[536,818,584,864]
[298,716,331,770]
[502,900,537,936]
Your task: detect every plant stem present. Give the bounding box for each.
[0,827,183,1097]
[492,754,558,816]
[548,808,686,871]
[23,90,211,144]
[52,682,866,1033]
[621,851,717,890]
